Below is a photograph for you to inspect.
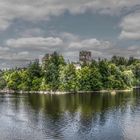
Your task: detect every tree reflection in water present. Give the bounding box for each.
[0,91,139,140]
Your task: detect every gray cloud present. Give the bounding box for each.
[119,11,140,40]
[1,33,114,65]
[1,31,140,68]
[0,1,139,68]
[0,0,139,30]
[19,28,45,37]
[64,38,113,60]
[6,37,63,49]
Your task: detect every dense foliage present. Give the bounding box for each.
[0,52,139,92]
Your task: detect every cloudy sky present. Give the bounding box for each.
[0,0,140,68]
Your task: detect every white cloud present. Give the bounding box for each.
[59,32,80,42]
[0,46,9,51]
[2,31,140,68]
[6,37,63,49]
[119,11,140,40]
[4,34,114,63]
[19,28,45,37]
[68,38,112,51]
[60,35,115,60]
[0,0,138,30]
[0,47,9,57]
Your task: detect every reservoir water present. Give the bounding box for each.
[0,91,140,140]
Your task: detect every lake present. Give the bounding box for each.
[0,91,140,140]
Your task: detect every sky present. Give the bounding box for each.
[0,0,140,68]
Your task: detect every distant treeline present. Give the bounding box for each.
[0,52,140,92]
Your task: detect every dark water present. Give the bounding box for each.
[0,91,140,140]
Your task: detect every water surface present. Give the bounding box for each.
[0,91,140,140]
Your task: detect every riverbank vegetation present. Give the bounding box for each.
[0,52,140,92]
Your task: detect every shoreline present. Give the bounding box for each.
[0,89,133,95]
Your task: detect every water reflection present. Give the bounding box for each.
[0,92,140,140]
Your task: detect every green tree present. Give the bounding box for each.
[6,71,21,90]
[59,64,77,91]
[77,66,102,91]
[111,56,128,66]
[31,77,42,91]
[43,52,65,91]
[98,60,111,88]
[132,63,140,85]
[28,59,41,79]
[26,59,42,90]
[18,70,31,91]
[121,70,134,88]
[0,71,6,89]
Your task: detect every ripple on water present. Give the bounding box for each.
[0,92,140,140]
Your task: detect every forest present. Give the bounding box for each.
[0,52,140,92]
